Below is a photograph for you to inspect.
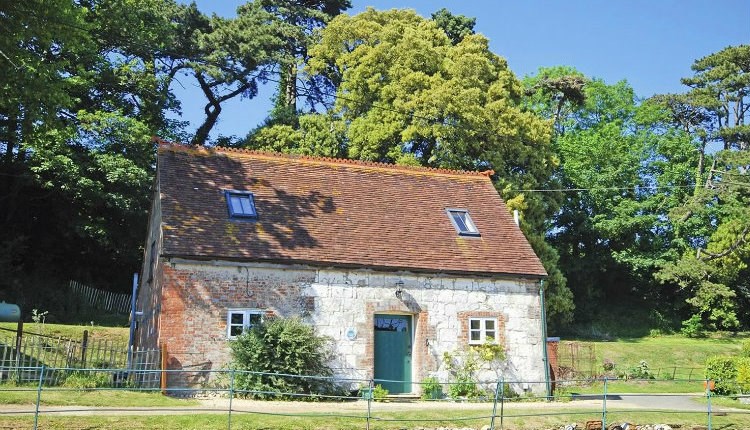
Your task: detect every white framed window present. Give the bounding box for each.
[227,309,263,339]
[446,208,480,236]
[468,317,497,345]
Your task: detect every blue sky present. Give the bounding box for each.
[173,0,749,141]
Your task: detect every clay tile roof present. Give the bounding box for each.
[157,143,547,278]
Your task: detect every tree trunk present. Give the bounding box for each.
[192,102,221,146]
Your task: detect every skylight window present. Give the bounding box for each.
[225,190,257,219]
[446,209,480,236]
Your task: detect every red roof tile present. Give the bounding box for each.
[157,144,547,278]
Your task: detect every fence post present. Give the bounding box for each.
[80,330,89,368]
[500,379,505,430]
[160,343,168,395]
[14,320,23,381]
[33,364,45,430]
[601,377,608,430]
[489,379,501,430]
[366,378,373,430]
[706,379,712,430]
[228,369,235,430]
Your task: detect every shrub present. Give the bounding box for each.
[602,359,615,373]
[618,360,654,380]
[229,317,339,399]
[372,384,389,401]
[681,315,705,338]
[420,376,443,400]
[741,340,750,358]
[736,357,750,394]
[705,356,738,395]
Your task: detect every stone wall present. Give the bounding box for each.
[140,259,546,393]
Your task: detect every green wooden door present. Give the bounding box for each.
[374,315,412,394]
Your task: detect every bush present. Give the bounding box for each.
[741,340,750,358]
[229,317,339,399]
[681,315,705,338]
[618,360,655,380]
[62,371,111,390]
[736,357,750,394]
[705,356,738,395]
[372,384,389,401]
[420,376,443,400]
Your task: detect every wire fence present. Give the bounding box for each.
[2,366,749,430]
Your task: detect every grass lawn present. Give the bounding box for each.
[560,333,748,379]
[1,406,748,430]
[0,387,197,407]
[0,322,129,343]
[560,379,706,395]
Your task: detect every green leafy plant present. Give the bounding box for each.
[31,309,49,334]
[62,371,111,390]
[681,315,706,338]
[705,356,738,395]
[618,360,655,380]
[420,376,443,400]
[602,359,615,373]
[229,317,340,399]
[372,384,389,402]
[442,340,503,400]
[735,357,750,394]
[741,340,750,358]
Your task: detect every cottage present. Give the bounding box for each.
[135,143,549,394]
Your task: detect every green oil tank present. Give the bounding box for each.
[0,302,21,322]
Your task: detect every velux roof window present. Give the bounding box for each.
[225,190,257,219]
[446,208,480,237]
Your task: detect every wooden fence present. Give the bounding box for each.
[69,280,132,315]
[0,327,160,387]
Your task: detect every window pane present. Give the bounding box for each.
[230,325,243,337]
[239,196,255,215]
[229,196,242,214]
[451,212,469,232]
[485,319,495,330]
[230,313,244,324]
[470,330,481,341]
[470,319,480,330]
[462,214,477,232]
[486,330,496,341]
[248,314,262,326]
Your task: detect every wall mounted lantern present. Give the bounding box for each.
[395,280,404,300]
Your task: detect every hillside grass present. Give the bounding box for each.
[558,333,749,380]
[0,322,129,343]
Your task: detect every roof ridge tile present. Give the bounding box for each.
[154,137,493,178]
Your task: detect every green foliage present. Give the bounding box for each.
[371,384,389,402]
[681,314,706,338]
[430,8,475,45]
[62,372,111,390]
[737,357,750,394]
[442,340,505,400]
[741,340,750,358]
[705,356,739,395]
[653,45,750,331]
[229,317,339,399]
[420,376,443,400]
[618,360,655,380]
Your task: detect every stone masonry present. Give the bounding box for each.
[137,259,546,394]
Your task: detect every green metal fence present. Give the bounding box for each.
[1,366,748,430]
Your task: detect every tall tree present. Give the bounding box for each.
[655,45,750,331]
[525,67,699,329]
[299,8,575,325]
[431,8,475,45]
